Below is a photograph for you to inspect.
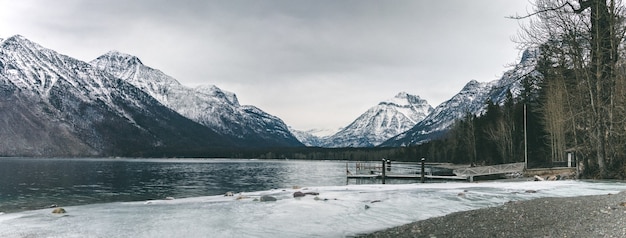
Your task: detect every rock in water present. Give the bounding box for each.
[52,207,66,214]
[260,195,277,202]
[293,191,305,198]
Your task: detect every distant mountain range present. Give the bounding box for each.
[294,49,539,148]
[0,35,301,157]
[0,35,538,156]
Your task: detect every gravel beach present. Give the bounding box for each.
[362,190,626,238]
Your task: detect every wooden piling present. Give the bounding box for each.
[421,158,425,183]
[381,159,386,184]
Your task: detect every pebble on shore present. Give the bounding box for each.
[362,191,626,238]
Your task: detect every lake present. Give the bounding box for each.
[2,158,626,237]
[0,158,351,213]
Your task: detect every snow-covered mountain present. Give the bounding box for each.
[289,128,326,147]
[90,51,302,147]
[296,92,432,147]
[324,92,433,147]
[0,35,235,156]
[381,49,540,147]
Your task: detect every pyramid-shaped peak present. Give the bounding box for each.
[462,80,486,90]
[5,34,28,42]
[95,50,143,66]
[1,35,43,49]
[383,92,428,107]
[394,91,411,98]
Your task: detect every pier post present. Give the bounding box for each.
[381,159,386,184]
[421,158,425,183]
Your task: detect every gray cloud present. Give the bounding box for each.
[0,0,532,130]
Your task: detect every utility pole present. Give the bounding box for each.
[524,103,528,170]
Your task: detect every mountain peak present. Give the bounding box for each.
[461,80,486,91]
[1,35,43,51]
[96,50,143,66]
[5,34,27,42]
[395,91,410,98]
[319,92,433,147]
[382,92,427,108]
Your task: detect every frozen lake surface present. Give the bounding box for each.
[1,158,626,237]
[2,180,626,237]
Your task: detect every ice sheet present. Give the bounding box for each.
[1,180,625,238]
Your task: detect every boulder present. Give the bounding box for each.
[534,175,545,181]
[260,195,277,202]
[293,191,305,198]
[52,207,66,214]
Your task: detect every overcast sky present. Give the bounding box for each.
[0,0,533,132]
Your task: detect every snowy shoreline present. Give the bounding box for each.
[1,180,625,237]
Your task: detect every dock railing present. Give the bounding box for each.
[346,161,428,176]
[453,162,525,182]
[346,160,467,183]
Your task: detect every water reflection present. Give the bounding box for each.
[0,158,350,213]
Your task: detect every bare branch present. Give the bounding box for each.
[508,1,587,19]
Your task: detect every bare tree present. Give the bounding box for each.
[514,0,626,177]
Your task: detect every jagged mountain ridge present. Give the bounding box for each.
[0,35,236,156]
[90,51,302,147]
[381,48,540,147]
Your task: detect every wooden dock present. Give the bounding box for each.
[346,161,525,183]
[347,174,467,180]
[453,162,525,182]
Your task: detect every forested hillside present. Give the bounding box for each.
[410,0,626,179]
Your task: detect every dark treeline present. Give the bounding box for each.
[229,147,424,163]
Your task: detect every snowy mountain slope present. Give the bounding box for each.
[0,35,235,156]
[91,51,302,147]
[289,128,328,147]
[381,49,540,147]
[317,92,433,148]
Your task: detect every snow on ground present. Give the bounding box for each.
[1,180,625,238]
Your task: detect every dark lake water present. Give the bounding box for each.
[0,158,353,213]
